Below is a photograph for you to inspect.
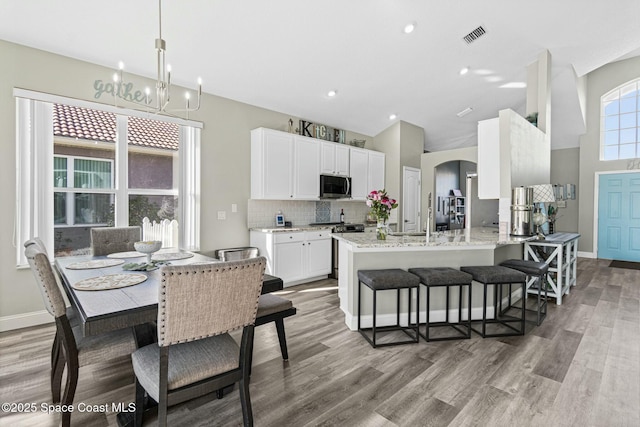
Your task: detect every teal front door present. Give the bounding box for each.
[598,172,640,261]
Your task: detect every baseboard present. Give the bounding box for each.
[578,251,596,259]
[0,310,52,332]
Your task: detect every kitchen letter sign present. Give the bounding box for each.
[299,120,345,144]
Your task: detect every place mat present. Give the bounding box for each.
[152,252,194,261]
[107,251,145,259]
[66,259,125,270]
[72,273,147,291]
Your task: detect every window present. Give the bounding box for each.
[601,78,640,160]
[54,155,114,226]
[15,90,201,265]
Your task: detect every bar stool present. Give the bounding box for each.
[499,259,549,325]
[408,267,473,341]
[460,265,527,338]
[357,269,420,348]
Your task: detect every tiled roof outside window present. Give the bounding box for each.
[53,104,179,151]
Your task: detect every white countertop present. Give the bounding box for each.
[332,227,537,249]
[250,225,334,233]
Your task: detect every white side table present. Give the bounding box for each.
[524,232,580,305]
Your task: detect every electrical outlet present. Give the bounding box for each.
[217,211,226,220]
[231,204,237,213]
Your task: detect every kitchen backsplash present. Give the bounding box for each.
[248,200,370,228]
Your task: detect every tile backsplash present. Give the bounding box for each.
[248,200,370,228]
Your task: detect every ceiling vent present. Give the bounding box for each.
[463,26,486,44]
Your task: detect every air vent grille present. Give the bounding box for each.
[463,26,486,44]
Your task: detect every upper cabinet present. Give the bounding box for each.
[320,141,350,176]
[251,128,385,201]
[350,147,385,200]
[251,128,319,200]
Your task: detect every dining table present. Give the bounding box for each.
[54,250,283,348]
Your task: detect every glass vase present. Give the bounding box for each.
[376,219,389,240]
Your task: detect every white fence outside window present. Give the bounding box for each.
[142,217,178,248]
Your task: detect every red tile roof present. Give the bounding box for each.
[53,104,179,151]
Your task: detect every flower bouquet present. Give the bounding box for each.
[366,189,398,240]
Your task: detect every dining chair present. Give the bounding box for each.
[23,239,137,427]
[90,226,141,256]
[131,257,266,427]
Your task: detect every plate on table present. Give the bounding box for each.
[152,252,194,261]
[71,273,147,291]
[107,251,145,259]
[66,259,125,270]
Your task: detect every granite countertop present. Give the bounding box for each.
[250,225,334,233]
[332,227,537,249]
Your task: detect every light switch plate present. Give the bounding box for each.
[231,204,237,213]
[217,211,226,220]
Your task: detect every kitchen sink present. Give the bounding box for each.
[388,232,427,237]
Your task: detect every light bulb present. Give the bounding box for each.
[145,87,151,95]
[113,72,119,82]
[197,77,202,85]
[185,92,191,100]
[118,61,124,70]
[167,64,172,73]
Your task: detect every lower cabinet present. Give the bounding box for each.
[250,229,332,286]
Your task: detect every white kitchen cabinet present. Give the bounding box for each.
[305,230,332,277]
[273,233,305,283]
[251,128,319,200]
[294,136,321,199]
[349,147,369,200]
[349,147,385,200]
[320,141,350,176]
[250,229,332,286]
[368,150,385,192]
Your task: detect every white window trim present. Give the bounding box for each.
[599,78,640,161]
[15,88,202,265]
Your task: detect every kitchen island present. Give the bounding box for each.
[332,227,535,331]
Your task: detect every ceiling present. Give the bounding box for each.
[2,0,640,152]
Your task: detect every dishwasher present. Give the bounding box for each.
[331,223,365,279]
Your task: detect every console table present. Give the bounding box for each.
[524,232,580,305]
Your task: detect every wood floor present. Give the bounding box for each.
[1,258,638,426]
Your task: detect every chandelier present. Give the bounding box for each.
[112,0,201,116]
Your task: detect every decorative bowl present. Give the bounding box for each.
[134,241,162,262]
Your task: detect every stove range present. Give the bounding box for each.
[332,223,365,233]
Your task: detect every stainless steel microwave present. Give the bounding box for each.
[320,174,351,199]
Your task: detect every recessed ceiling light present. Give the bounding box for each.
[459,67,470,75]
[389,114,397,120]
[403,22,416,34]
[500,82,527,89]
[485,76,503,83]
[456,107,473,118]
[327,90,337,97]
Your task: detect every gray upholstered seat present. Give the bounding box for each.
[460,265,526,284]
[357,269,420,348]
[131,257,266,427]
[90,226,141,256]
[132,334,239,402]
[257,294,293,317]
[499,259,549,276]
[358,269,420,290]
[24,239,136,427]
[409,267,472,287]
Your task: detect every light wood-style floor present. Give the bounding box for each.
[1,258,639,426]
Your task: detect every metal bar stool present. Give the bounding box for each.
[357,269,420,348]
[460,265,527,338]
[408,267,473,341]
[499,259,549,325]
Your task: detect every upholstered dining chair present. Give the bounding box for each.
[90,226,141,256]
[23,239,136,427]
[131,257,266,427]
